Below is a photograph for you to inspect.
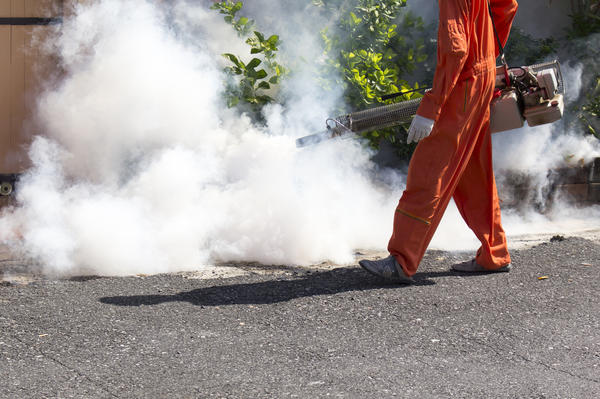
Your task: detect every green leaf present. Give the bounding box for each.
[269,76,279,84]
[257,81,271,90]
[255,69,268,79]
[247,58,262,69]
[227,96,240,108]
[232,2,243,13]
[254,31,265,42]
[254,95,272,104]
[241,83,254,97]
[222,53,242,68]
[225,66,243,75]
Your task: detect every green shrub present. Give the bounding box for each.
[211,1,287,118]
[503,28,557,66]
[315,0,430,155]
[567,0,600,39]
[560,0,600,138]
[580,77,600,139]
[212,0,432,158]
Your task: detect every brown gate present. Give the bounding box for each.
[0,0,63,198]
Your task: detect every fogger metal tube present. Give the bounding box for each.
[338,97,422,133]
[295,97,422,147]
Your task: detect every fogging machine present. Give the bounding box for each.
[296,60,565,147]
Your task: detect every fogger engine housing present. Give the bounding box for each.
[490,60,564,133]
[296,60,564,147]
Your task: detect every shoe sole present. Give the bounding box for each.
[451,262,512,273]
[359,260,414,284]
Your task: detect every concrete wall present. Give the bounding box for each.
[513,0,571,38]
[409,0,572,39]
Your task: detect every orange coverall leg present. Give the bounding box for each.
[387,0,518,277]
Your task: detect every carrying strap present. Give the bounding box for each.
[487,0,511,86]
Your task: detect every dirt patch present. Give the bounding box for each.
[508,228,600,250]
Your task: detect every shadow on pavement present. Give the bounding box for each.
[100,268,464,307]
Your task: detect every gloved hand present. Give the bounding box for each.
[407,115,435,144]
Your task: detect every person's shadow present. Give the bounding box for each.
[100,267,461,308]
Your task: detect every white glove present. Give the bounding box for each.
[407,115,435,144]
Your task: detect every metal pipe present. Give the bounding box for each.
[0,182,13,196]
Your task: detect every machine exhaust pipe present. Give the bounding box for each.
[0,175,18,197]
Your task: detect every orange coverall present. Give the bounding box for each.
[388,0,518,277]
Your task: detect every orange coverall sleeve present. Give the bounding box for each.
[490,0,519,55]
[417,0,470,122]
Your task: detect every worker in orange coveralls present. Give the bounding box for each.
[360,0,518,283]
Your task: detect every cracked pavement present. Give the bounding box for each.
[1,236,600,398]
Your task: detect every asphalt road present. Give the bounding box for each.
[1,236,600,398]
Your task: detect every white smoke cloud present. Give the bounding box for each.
[1,0,598,277]
[0,0,401,276]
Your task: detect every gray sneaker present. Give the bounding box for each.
[451,259,512,273]
[359,255,414,284]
